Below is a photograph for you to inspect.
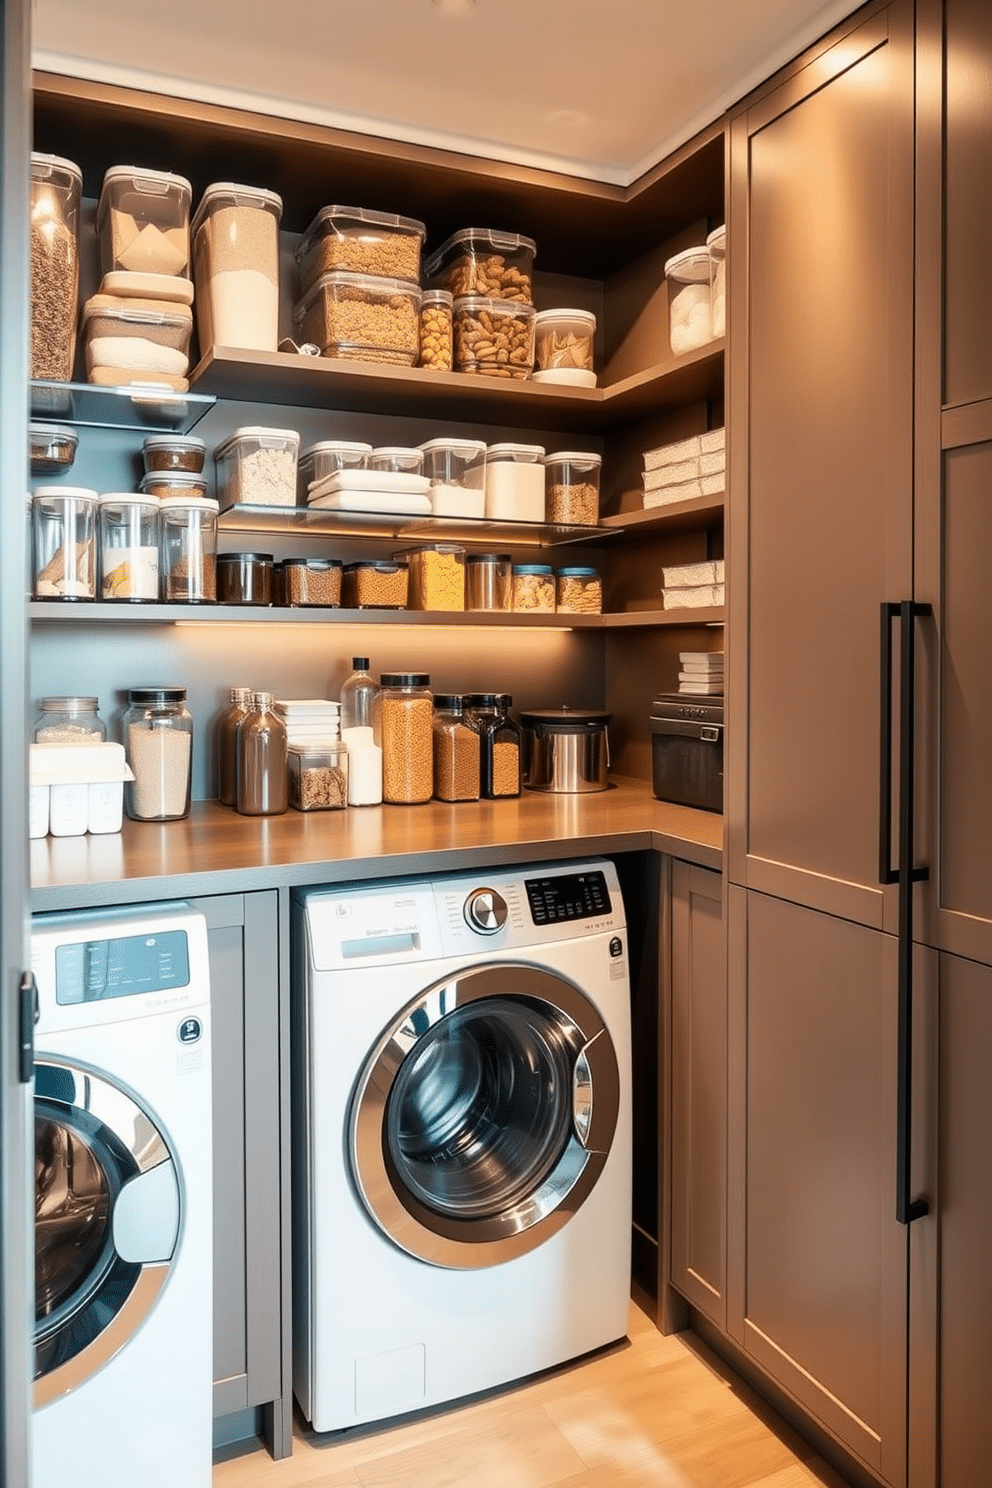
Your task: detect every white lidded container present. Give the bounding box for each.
[99,490,160,600]
[707,224,727,339]
[484,443,545,522]
[158,493,219,601]
[190,181,283,353]
[96,164,193,277]
[29,741,134,838]
[418,437,486,517]
[542,450,602,525]
[533,308,597,386]
[214,425,300,508]
[32,485,98,600]
[296,440,372,504]
[664,245,713,356]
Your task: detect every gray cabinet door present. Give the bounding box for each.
[728,888,908,1486]
[727,2,915,932]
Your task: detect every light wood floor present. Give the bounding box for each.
[214,1300,855,1488]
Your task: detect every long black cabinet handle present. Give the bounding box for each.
[878,602,899,885]
[885,599,931,1226]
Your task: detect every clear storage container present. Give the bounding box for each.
[159,493,218,602]
[99,491,160,601]
[533,308,597,386]
[280,557,342,607]
[140,471,208,502]
[543,450,602,525]
[370,446,424,475]
[418,289,453,372]
[123,685,193,821]
[296,440,372,503]
[665,245,713,356]
[511,563,555,612]
[378,673,434,804]
[191,182,283,354]
[287,741,350,811]
[404,543,466,611]
[30,153,82,382]
[452,295,535,378]
[425,228,536,302]
[432,695,481,802]
[707,224,727,339]
[30,422,78,477]
[214,426,299,508]
[216,551,273,605]
[555,566,602,614]
[32,486,97,600]
[418,437,486,517]
[81,296,193,384]
[295,204,425,293]
[34,697,106,743]
[341,559,408,609]
[465,552,512,611]
[142,434,206,474]
[485,443,545,521]
[96,165,192,277]
[293,270,421,365]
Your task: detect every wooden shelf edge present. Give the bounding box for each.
[941,397,992,451]
[28,602,605,629]
[599,494,725,536]
[602,606,725,628]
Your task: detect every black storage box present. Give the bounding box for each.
[649,693,724,812]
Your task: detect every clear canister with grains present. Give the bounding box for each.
[377,673,433,804]
[99,491,161,601]
[511,563,555,613]
[555,566,602,614]
[30,153,82,382]
[122,685,193,821]
[432,695,480,802]
[190,182,283,354]
[403,544,466,612]
[542,450,602,526]
[158,493,219,602]
[34,696,106,743]
[287,741,349,811]
[418,289,453,372]
[341,559,408,609]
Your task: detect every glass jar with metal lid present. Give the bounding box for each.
[34,697,106,743]
[216,552,274,606]
[377,673,433,804]
[555,566,602,614]
[122,685,193,821]
[432,695,480,801]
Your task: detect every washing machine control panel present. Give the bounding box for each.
[463,888,509,935]
[524,869,611,927]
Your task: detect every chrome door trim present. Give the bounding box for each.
[349,963,620,1270]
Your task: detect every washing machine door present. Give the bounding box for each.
[350,962,620,1269]
[33,1058,181,1406]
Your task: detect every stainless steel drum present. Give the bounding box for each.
[519,708,611,793]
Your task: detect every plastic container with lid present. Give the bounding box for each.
[280,557,342,607]
[29,741,134,838]
[432,695,481,802]
[32,486,98,600]
[236,690,287,816]
[418,289,453,372]
[296,440,372,503]
[377,673,434,804]
[159,493,219,602]
[464,693,522,799]
[287,741,350,811]
[370,447,424,476]
[30,153,82,382]
[465,552,512,611]
[418,437,486,517]
[30,422,78,477]
[99,491,160,600]
[556,566,602,614]
[512,563,555,613]
[80,296,193,381]
[533,308,597,386]
[403,543,466,612]
[34,697,106,743]
[485,443,545,522]
[295,204,426,294]
[341,559,408,609]
[216,552,274,605]
[140,472,208,501]
[707,224,727,339]
[425,228,536,303]
[96,165,192,277]
[191,182,283,354]
[293,270,421,366]
[665,245,713,356]
[452,295,535,378]
[543,450,602,526]
[122,685,193,821]
[214,426,300,508]
[142,433,206,475]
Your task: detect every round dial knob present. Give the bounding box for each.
[464,888,508,935]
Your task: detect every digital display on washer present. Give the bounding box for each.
[525,870,610,927]
[55,931,191,1005]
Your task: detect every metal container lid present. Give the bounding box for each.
[380,673,430,688]
[519,707,611,731]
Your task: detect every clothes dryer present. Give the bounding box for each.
[292,858,631,1433]
[30,901,213,1488]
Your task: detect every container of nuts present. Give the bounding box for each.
[417,289,453,372]
[295,205,425,295]
[341,559,409,609]
[542,450,602,525]
[425,228,536,303]
[452,296,535,379]
[287,741,349,811]
[402,543,466,612]
[293,270,421,366]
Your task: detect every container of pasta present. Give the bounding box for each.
[403,544,466,612]
[293,271,421,365]
[295,205,425,294]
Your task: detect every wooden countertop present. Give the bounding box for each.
[29,776,723,912]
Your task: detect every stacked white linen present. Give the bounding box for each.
[642,426,725,508]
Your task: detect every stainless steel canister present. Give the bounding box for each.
[518,707,611,793]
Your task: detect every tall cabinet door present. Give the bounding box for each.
[727,1,916,933]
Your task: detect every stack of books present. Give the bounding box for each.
[678,651,724,696]
[642,426,725,509]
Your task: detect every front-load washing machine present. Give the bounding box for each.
[291,858,632,1433]
[30,901,213,1488]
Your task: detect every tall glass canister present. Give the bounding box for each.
[236,690,288,816]
[122,685,193,821]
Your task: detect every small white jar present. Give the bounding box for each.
[484,443,545,522]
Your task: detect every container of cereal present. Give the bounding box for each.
[485,443,545,522]
[191,182,283,354]
[556,566,602,614]
[281,557,342,607]
[512,563,555,613]
[30,153,82,382]
[214,426,300,508]
[32,486,97,600]
[341,559,408,609]
[543,450,602,525]
[418,289,453,372]
[159,494,219,602]
[122,685,193,821]
[452,296,535,379]
[707,224,727,339]
[99,491,160,601]
[295,204,425,294]
[287,741,349,811]
[432,695,480,802]
[425,228,535,302]
[465,552,512,611]
[403,543,466,612]
[533,308,597,386]
[418,437,486,518]
[665,245,713,356]
[378,673,433,804]
[142,434,206,475]
[293,270,421,366]
[296,440,372,503]
[216,552,274,605]
[96,165,192,277]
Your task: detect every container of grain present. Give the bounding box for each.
[485,443,545,522]
[99,491,161,601]
[80,296,193,385]
[297,440,372,503]
[34,697,106,743]
[30,153,82,382]
[293,270,421,366]
[555,567,602,614]
[142,434,206,475]
[511,563,555,613]
[295,204,425,294]
[341,559,408,609]
[378,673,433,804]
[425,228,536,303]
[216,552,274,605]
[96,165,192,278]
[664,245,713,356]
[122,685,193,821]
[214,426,300,508]
[280,557,342,607]
[432,695,480,801]
[191,182,283,354]
[287,741,349,811]
[403,543,465,612]
[542,450,602,525]
[452,296,535,379]
[418,437,486,517]
[30,423,78,477]
[533,308,597,386]
[159,493,218,602]
[463,693,521,799]
[32,486,97,600]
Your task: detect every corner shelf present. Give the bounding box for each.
[30,380,215,433]
[218,503,608,549]
[599,492,724,538]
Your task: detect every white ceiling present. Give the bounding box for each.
[33,0,861,186]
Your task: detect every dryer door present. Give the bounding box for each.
[350,963,620,1269]
[33,1058,180,1406]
